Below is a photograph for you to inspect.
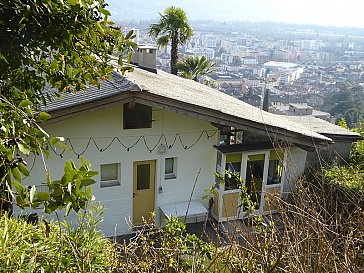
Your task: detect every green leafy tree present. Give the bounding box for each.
[321,86,364,127]
[337,118,364,171]
[0,0,135,214]
[176,54,215,82]
[338,118,349,129]
[149,6,193,75]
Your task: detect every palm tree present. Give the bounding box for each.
[149,6,193,75]
[176,55,215,82]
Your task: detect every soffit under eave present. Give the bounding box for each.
[41,90,332,148]
[132,92,332,148]
[43,92,134,124]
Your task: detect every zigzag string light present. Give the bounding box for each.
[49,130,218,158]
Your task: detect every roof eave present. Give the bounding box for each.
[132,92,332,148]
[323,133,363,143]
[43,89,332,148]
[44,92,133,124]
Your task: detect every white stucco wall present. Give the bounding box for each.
[282,146,307,196]
[305,142,352,169]
[13,103,218,236]
[13,102,310,236]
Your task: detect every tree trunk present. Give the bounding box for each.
[170,33,179,75]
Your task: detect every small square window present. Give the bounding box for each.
[165,158,177,180]
[123,103,152,129]
[100,163,120,188]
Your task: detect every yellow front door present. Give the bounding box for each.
[133,160,156,226]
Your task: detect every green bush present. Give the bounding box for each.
[0,205,117,273]
[322,164,364,196]
[350,140,364,170]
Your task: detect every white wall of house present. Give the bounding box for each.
[282,146,307,196]
[13,102,311,236]
[14,103,218,236]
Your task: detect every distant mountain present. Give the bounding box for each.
[106,0,364,28]
[107,0,249,22]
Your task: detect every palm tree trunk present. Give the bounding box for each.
[170,34,179,75]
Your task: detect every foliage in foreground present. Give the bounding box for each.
[0,205,117,273]
[326,118,364,195]
[1,172,363,272]
[0,0,135,214]
[321,164,364,196]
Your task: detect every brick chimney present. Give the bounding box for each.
[131,45,157,73]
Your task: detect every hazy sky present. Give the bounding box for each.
[107,0,364,28]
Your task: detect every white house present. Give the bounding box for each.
[14,49,361,236]
[185,47,215,60]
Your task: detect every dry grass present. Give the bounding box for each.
[114,176,364,273]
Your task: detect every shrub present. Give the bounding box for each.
[350,140,364,170]
[321,164,364,196]
[0,204,117,273]
[116,216,213,272]
[279,176,364,272]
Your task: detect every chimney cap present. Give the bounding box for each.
[137,44,158,50]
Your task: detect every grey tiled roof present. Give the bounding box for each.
[41,67,336,142]
[126,68,331,142]
[39,72,132,112]
[285,116,361,137]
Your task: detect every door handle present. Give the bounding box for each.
[133,193,136,198]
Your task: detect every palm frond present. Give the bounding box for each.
[148,6,193,46]
[156,35,171,48]
[176,54,215,81]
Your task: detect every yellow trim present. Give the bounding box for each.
[222,192,239,218]
[226,153,242,163]
[263,187,280,211]
[133,160,155,226]
[248,154,265,161]
[270,149,284,161]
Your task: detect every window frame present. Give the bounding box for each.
[164,157,177,180]
[123,103,152,130]
[100,163,121,188]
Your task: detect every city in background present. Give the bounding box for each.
[115,18,364,127]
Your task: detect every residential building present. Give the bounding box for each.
[14,46,361,237]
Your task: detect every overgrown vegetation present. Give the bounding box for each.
[2,169,362,272]
[113,173,363,272]
[0,205,117,272]
[0,0,135,214]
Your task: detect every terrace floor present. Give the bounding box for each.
[113,213,283,245]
